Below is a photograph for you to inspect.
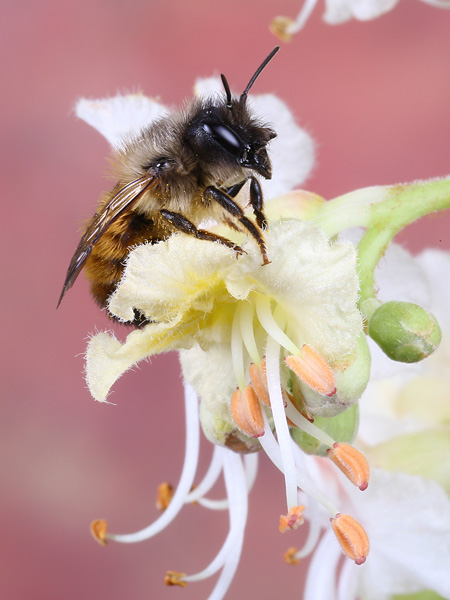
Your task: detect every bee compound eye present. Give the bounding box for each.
[202,121,244,156]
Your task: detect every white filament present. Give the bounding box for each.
[239,301,261,364]
[231,304,246,390]
[195,453,258,511]
[287,0,319,33]
[285,400,335,448]
[107,382,199,543]
[255,294,299,356]
[265,333,299,510]
[186,446,224,503]
[244,453,258,494]
[183,449,248,600]
[292,445,324,558]
[259,413,339,517]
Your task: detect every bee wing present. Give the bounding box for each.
[57,174,156,307]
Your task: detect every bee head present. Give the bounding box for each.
[187,47,279,180]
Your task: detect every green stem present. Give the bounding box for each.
[312,186,384,236]
[356,178,450,307]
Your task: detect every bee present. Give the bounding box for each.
[58,47,279,324]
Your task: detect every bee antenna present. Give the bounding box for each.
[240,46,280,102]
[220,74,233,109]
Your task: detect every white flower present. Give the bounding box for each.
[302,248,450,600]
[76,80,450,599]
[304,467,450,600]
[81,83,376,597]
[271,0,450,41]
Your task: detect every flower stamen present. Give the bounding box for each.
[270,16,297,42]
[270,0,318,40]
[164,571,187,587]
[181,451,248,598]
[90,519,108,546]
[331,513,369,565]
[255,294,299,356]
[156,482,174,511]
[283,546,301,565]
[284,397,335,447]
[249,359,270,406]
[265,335,299,511]
[186,446,224,504]
[102,383,199,544]
[231,305,247,390]
[285,345,336,397]
[231,385,265,438]
[239,301,261,364]
[279,505,306,532]
[327,443,370,491]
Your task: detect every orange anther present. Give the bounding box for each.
[283,547,301,565]
[165,571,187,587]
[327,443,370,491]
[156,482,174,511]
[285,346,336,397]
[279,505,305,533]
[90,519,108,546]
[331,513,369,565]
[249,359,271,406]
[270,16,295,43]
[231,385,265,438]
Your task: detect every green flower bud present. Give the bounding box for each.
[369,301,441,363]
[291,402,359,456]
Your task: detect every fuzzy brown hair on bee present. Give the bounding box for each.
[58,47,280,325]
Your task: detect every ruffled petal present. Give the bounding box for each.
[323,0,399,24]
[248,94,315,196]
[76,94,169,147]
[85,321,187,401]
[108,234,236,323]
[236,220,362,361]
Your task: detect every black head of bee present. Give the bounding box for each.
[186,47,279,180]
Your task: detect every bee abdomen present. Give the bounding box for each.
[84,210,156,311]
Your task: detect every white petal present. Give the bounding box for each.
[353,470,450,599]
[85,322,183,401]
[323,0,399,23]
[248,94,315,196]
[194,77,223,98]
[416,248,450,332]
[108,234,236,323]
[75,94,169,148]
[232,220,362,361]
[375,244,431,308]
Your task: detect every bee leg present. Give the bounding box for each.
[249,176,268,231]
[224,179,247,198]
[224,178,267,230]
[159,209,246,256]
[204,186,270,265]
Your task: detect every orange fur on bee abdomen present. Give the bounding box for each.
[84,209,157,308]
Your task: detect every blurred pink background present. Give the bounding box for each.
[2,1,450,598]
